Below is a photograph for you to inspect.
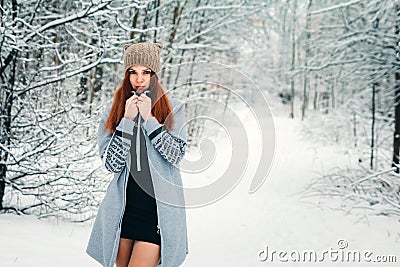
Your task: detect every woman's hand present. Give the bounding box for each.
[124,95,139,120]
[137,93,153,121]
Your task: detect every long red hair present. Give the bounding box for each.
[104,70,174,133]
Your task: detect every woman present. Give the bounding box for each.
[86,42,189,267]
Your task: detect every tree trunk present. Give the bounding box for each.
[289,0,297,119]
[172,0,204,89]
[278,0,289,84]
[371,81,376,170]
[313,74,318,110]
[302,0,312,120]
[392,4,400,173]
[131,9,140,40]
[0,0,18,211]
[153,0,160,41]
[165,0,184,85]
[139,1,151,42]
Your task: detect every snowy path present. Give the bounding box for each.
[181,100,400,267]
[0,100,399,267]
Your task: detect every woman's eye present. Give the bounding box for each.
[144,70,152,75]
[129,70,136,74]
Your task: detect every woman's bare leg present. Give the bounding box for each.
[128,241,161,267]
[116,238,134,267]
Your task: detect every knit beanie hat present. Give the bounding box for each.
[123,42,163,75]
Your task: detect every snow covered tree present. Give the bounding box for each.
[0,0,266,221]
[0,0,170,220]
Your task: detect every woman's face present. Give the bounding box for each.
[128,65,153,94]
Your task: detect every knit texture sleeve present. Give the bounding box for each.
[97,104,136,173]
[142,99,187,165]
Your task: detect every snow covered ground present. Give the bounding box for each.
[1,96,399,267]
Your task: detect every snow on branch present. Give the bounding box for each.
[22,1,113,43]
[310,0,366,16]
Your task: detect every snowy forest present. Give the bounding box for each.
[1,0,399,266]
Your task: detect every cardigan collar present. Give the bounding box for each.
[132,89,150,171]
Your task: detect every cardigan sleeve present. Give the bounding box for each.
[97,104,136,173]
[142,100,187,165]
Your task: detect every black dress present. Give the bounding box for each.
[120,121,161,246]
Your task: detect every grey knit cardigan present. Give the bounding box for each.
[86,97,189,267]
